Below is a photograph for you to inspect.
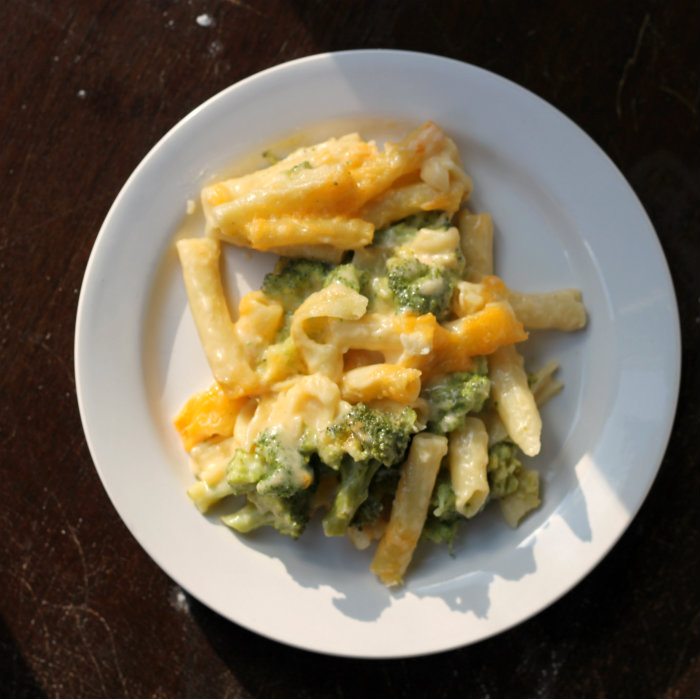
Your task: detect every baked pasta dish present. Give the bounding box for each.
[172,122,587,586]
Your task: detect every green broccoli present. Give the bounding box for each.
[221,488,313,539]
[421,468,460,550]
[385,255,458,319]
[349,211,453,313]
[191,425,318,513]
[372,211,453,248]
[261,258,331,313]
[430,471,458,520]
[323,262,368,294]
[227,428,314,498]
[221,427,316,538]
[422,368,491,434]
[318,403,417,536]
[347,246,393,312]
[258,333,302,374]
[317,402,417,469]
[487,441,524,498]
[322,457,384,536]
[497,467,540,528]
[350,466,401,528]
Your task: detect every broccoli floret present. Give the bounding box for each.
[227,428,314,498]
[350,466,401,528]
[422,369,491,434]
[318,403,417,469]
[226,450,266,492]
[421,517,460,550]
[221,488,313,539]
[487,441,523,498]
[498,468,541,528]
[322,457,383,536]
[254,429,314,496]
[221,428,316,538]
[261,258,331,313]
[347,247,394,311]
[372,211,453,248]
[421,471,460,550]
[318,403,417,536]
[261,259,370,342]
[370,210,465,317]
[353,212,453,313]
[386,255,458,319]
[430,471,458,520]
[259,334,303,378]
[323,262,368,293]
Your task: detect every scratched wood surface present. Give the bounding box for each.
[1,1,698,697]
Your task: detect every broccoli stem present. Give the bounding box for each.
[322,459,382,536]
[221,503,275,533]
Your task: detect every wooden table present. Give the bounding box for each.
[2,1,698,697]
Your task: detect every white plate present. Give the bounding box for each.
[75,50,681,658]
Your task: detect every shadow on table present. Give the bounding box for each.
[0,615,47,699]
[186,593,479,694]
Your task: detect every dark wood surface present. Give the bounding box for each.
[2,1,698,697]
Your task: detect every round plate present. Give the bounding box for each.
[75,50,681,658]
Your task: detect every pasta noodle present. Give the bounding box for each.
[457,209,493,280]
[176,238,259,396]
[370,433,449,586]
[340,364,422,404]
[488,343,542,457]
[449,417,490,518]
[506,288,587,331]
[172,122,588,586]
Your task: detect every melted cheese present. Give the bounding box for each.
[397,226,462,270]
